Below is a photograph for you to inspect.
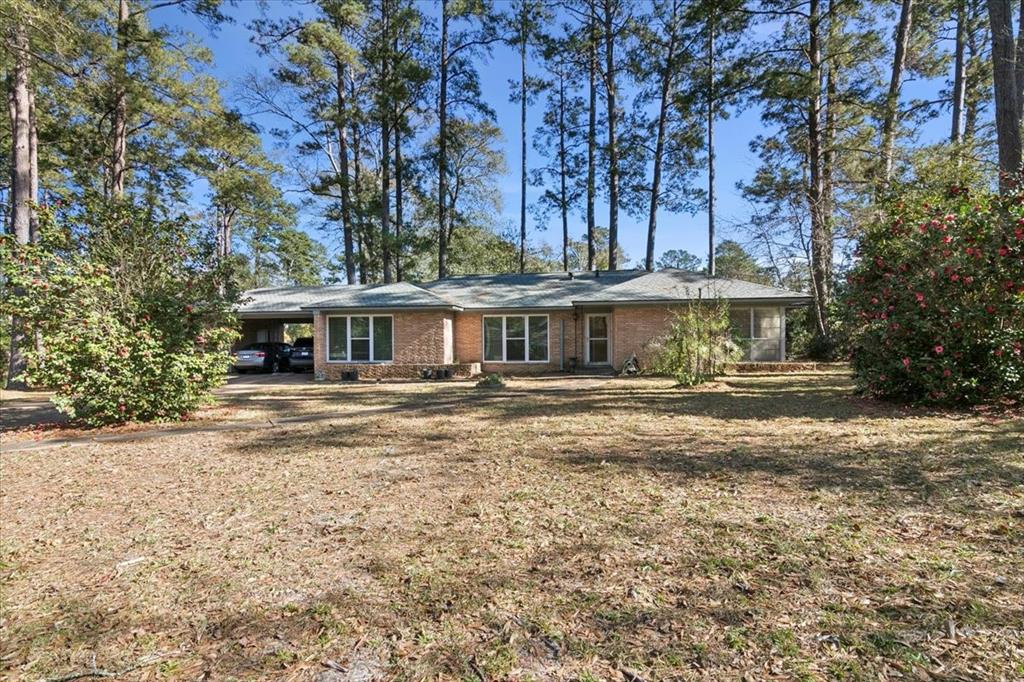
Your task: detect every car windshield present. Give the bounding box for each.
[293,338,314,348]
[241,344,264,350]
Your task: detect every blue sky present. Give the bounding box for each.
[163,1,957,270]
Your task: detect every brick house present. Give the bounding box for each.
[236,270,812,379]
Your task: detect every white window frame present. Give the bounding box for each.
[325,314,394,363]
[481,314,549,363]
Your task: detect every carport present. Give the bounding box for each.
[234,285,347,348]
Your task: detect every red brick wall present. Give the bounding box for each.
[453,310,578,373]
[610,305,677,370]
[313,310,455,379]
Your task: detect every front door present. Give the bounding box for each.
[585,314,610,366]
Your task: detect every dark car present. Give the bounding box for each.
[231,342,292,373]
[289,337,314,372]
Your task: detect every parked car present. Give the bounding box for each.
[231,342,292,373]
[289,337,314,372]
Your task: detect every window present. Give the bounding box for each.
[728,307,782,362]
[729,308,751,339]
[326,315,393,362]
[482,315,549,362]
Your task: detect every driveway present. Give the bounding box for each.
[222,370,316,392]
[0,390,64,431]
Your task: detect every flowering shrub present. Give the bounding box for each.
[647,302,741,386]
[843,183,1024,405]
[0,202,238,425]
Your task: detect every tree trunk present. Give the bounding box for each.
[437,0,450,279]
[807,0,832,345]
[6,22,35,389]
[880,0,914,183]
[558,64,569,272]
[519,8,528,274]
[952,0,967,143]
[586,0,597,271]
[646,5,677,272]
[395,112,404,282]
[707,13,716,277]
[336,60,356,284]
[352,114,368,284]
[380,2,392,284]
[966,4,982,139]
[111,0,129,198]
[987,0,1022,187]
[602,0,619,270]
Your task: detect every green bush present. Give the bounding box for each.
[647,302,741,386]
[0,202,238,425]
[842,183,1024,405]
[475,372,505,389]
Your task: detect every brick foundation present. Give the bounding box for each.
[317,362,481,380]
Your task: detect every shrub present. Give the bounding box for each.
[475,372,505,389]
[842,183,1024,405]
[0,202,239,425]
[647,302,741,386]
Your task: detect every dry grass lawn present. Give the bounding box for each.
[2,372,1023,681]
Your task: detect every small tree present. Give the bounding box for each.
[0,202,239,425]
[647,301,741,386]
[843,182,1024,405]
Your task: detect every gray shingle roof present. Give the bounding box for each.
[419,270,645,309]
[237,270,810,317]
[237,284,350,315]
[300,282,457,310]
[572,269,809,304]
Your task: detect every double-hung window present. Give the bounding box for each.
[326,315,393,362]
[483,315,548,363]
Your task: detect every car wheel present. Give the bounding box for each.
[270,360,280,373]
[236,368,248,374]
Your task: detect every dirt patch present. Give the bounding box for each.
[2,373,1022,680]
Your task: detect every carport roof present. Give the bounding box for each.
[237,284,346,316]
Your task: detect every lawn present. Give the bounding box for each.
[2,372,1022,681]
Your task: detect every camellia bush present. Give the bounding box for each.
[647,301,741,386]
[0,202,239,425]
[843,182,1024,405]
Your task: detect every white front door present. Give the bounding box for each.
[585,314,610,366]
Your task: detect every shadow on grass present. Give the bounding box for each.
[231,374,1023,513]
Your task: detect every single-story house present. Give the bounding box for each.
[235,269,812,379]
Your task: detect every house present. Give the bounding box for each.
[235,270,812,379]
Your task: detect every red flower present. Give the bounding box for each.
[934,345,944,354]
[902,357,911,368]
[999,246,1009,256]
[915,292,925,302]
[943,369,951,377]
